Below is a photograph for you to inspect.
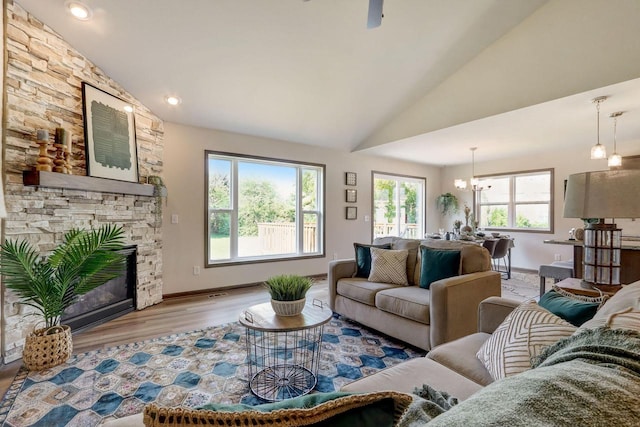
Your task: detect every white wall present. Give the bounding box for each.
[440,146,640,271]
[161,122,441,295]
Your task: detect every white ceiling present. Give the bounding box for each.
[364,77,640,165]
[15,0,640,166]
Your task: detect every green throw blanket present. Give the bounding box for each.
[397,327,640,426]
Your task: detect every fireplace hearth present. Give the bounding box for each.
[62,245,137,332]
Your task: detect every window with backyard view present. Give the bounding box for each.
[372,173,425,239]
[206,151,325,266]
[476,169,553,232]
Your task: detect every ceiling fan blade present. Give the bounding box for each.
[367,0,384,29]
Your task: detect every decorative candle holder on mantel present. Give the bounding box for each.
[53,144,66,173]
[63,146,72,175]
[35,130,53,172]
[53,128,67,174]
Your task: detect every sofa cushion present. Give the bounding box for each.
[353,242,392,278]
[476,302,576,380]
[375,286,431,324]
[389,238,421,285]
[418,246,461,289]
[538,286,606,326]
[341,357,483,401]
[368,248,409,286]
[336,277,399,306]
[427,333,494,386]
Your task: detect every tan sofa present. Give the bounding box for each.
[343,280,640,400]
[329,237,502,350]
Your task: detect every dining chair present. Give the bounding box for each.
[481,239,498,257]
[491,238,511,278]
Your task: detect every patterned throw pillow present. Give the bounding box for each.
[368,248,409,286]
[476,302,577,380]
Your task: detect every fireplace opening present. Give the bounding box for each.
[62,245,137,332]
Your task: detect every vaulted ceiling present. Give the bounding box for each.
[16,0,640,165]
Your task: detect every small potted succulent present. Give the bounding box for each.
[264,274,313,316]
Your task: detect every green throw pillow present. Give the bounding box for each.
[354,243,392,278]
[538,289,602,327]
[419,247,461,289]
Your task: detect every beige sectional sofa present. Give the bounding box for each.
[329,237,502,350]
[341,280,640,425]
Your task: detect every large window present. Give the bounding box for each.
[476,169,553,233]
[372,173,425,239]
[206,151,324,266]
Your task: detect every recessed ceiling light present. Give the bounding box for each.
[123,105,134,113]
[65,1,93,20]
[165,96,181,106]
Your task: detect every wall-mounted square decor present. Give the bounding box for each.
[82,82,139,183]
[345,172,357,186]
[345,189,357,203]
[346,206,357,220]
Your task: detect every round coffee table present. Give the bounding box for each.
[239,299,333,401]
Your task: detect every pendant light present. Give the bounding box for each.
[608,111,623,168]
[590,96,607,160]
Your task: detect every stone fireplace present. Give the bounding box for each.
[2,1,165,363]
[61,245,137,332]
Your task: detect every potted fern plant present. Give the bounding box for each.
[0,224,126,370]
[436,193,459,216]
[264,274,313,316]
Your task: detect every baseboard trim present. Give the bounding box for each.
[163,273,327,300]
[511,267,538,275]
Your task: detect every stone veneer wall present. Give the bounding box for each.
[2,1,165,362]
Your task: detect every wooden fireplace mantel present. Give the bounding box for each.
[23,170,165,197]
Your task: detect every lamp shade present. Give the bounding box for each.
[563,170,640,219]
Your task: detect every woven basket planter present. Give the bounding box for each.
[23,325,73,371]
[271,298,306,316]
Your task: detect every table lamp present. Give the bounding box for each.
[563,169,640,291]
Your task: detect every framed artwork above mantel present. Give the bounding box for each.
[82,82,139,183]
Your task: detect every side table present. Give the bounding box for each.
[239,299,333,401]
[555,277,620,298]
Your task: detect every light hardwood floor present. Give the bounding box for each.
[0,282,330,400]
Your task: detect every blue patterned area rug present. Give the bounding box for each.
[0,314,424,426]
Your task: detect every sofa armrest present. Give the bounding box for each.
[429,270,501,348]
[328,259,356,310]
[477,297,520,334]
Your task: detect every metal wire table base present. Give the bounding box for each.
[241,300,332,402]
[250,364,316,401]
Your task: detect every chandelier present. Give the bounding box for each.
[454,147,490,191]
